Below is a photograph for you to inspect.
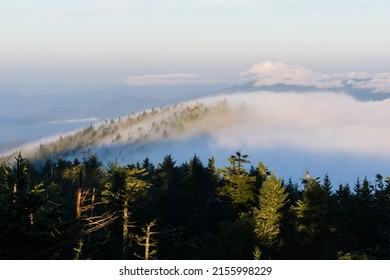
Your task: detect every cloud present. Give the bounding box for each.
[47,118,98,125]
[346,73,390,94]
[240,60,344,88]
[124,73,216,86]
[194,91,390,157]
[240,60,390,93]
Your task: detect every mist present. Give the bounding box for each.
[194,91,390,158]
[2,89,390,185]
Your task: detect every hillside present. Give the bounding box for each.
[2,89,390,185]
[1,98,247,164]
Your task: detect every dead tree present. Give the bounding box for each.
[134,220,158,260]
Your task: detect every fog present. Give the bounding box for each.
[200,91,390,157]
[2,89,389,184]
[93,89,390,184]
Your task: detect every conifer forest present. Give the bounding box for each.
[1,151,389,260]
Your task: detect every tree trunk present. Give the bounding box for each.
[76,188,82,220]
[122,198,129,259]
[145,223,151,260]
[29,213,34,225]
[86,188,96,256]
[74,188,82,259]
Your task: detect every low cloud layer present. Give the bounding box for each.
[47,118,98,125]
[199,91,390,157]
[4,88,390,172]
[124,73,214,86]
[241,60,390,94]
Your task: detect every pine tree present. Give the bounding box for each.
[254,173,288,250]
[103,164,151,259]
[333,183,355,252]
[350,176,380,254]
[373,174,390,258]
[201,217,256,260]
[221,151,256,212]
[0,154,65,259]
[322,173,333,197]
[291,173,331,258]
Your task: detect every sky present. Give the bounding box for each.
[1,0,390,87]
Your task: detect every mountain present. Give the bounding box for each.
[0,83,229,144]
[0,99,236,160]
[2,81,390,185]
[2,79,385,145]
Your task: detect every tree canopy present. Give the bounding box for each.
[1,152,389,260]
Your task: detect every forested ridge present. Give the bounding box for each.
[0,100,238,163]
[1,151,389,260]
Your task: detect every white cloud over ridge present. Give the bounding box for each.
[197,91,390,157]
[346,73,390,94]
[241,60,390,94]
[124,73,215,86]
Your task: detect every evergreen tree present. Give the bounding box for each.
[201,217,256,260]
[0,154,65,259]
[291,173,332,258]
[221,151,256,212]
[103,164,151,259]
[2,151,390,260]
[322,173,333,198]
[333,183,355,252]
[254,173,288,255]
[373,174,390,258]
[350,176,380,255]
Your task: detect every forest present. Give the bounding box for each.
[1,151,389,260]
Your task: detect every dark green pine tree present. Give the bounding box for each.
[322,173,333,198]
[178,155,214,257]
[0,153,65,259]
[291,171,332,259]
[372,174,390,258]
[333,183,356,254]
[182,155,213,228]
[350,176,381,256]
[151,154,183,224]
[201,217,256,260]
[103,164,151,259]
[141,157,155,181]
[83,154,106,190]
[148,155,186,259]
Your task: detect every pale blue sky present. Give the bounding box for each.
[1,0,389,86]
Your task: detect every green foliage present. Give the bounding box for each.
[221,151,256,211]
[201,217,256,260]
[1,152,390,260]
[253,246,262,260]
[292,177,329,231]
[103,164,151,259]
[337,251,371,260]
[0,154,67,259]
[0,101,235,163]
[254,173,288,248]
[290,174,333,258]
